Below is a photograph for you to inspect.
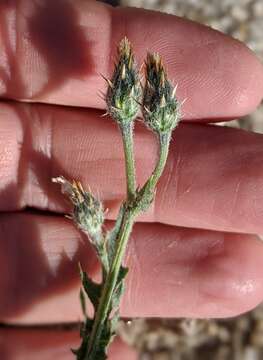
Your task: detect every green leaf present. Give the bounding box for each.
[106,204,125,265]
[110,310,120,334]
[72,336,89,360]
[91,350,107,360]
[79,264,102,311]
[80,318,93,338]
[97,242,110,277]
[85,319,113,360]
[112,266,128,311]
[79,288,87,317]
[98,317,118,358]
[73,318,94,360]
[133,179,155,214]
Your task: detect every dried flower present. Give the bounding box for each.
[52,176,104,243]
[143,53,180,134]
[106,37,141,125]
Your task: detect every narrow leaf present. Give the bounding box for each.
[86,320,113,360]
[106,204,125,264]
[74,319,94,359]
[97,241,110,276]
[110,310,120,334]
[79,288,87,317]
[111,266,128,310]
[80,318,93,338]
[79,263,102,311]
[71,336,89,360]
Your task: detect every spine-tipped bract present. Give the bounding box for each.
[106,37,141,125]
[143,53,180,134]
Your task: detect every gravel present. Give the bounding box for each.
[121,0,263,61]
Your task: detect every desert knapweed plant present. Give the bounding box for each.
[53,38,181,360]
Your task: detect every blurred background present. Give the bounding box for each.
[101,0,263,359]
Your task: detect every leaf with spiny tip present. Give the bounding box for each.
[79,263,102,311]
[72,337,89,360]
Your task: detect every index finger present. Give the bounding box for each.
[0,327,136,360]
[0,0,262,120]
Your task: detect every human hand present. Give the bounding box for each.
[0,0,263,358]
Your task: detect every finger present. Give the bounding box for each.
[0,327,136,360]
[0,1,262,119]
[1,102,263,234]
[1,213,263,324]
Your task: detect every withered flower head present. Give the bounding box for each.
[52,176,104,241]
[106,37,141,125]
[143,53,180,134]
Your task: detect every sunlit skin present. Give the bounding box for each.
[0,0,263,358]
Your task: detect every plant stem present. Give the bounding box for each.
[86,208,135,359]
[120,123,136,201]
[150,132,171,189]
[85,131,171,359]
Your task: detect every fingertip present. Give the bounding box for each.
[111,7,263,120]
[1,0,262,120]
[196,234,263,318]
[122,226,263,319]
[218,39,263,118]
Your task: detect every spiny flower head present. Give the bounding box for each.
[106,37,141,125]
[143,53,180,134]
[52,176,104,242]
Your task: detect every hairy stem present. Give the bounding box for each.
[120,123,136,201]
[84,131,171,359]
[151,132,171,189]
[86,208,135,359]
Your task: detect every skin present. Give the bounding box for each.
[0,0,263,358]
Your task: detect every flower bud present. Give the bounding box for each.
[106,37,141,125]
[143,53,180,134]
[52,176,104,242]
